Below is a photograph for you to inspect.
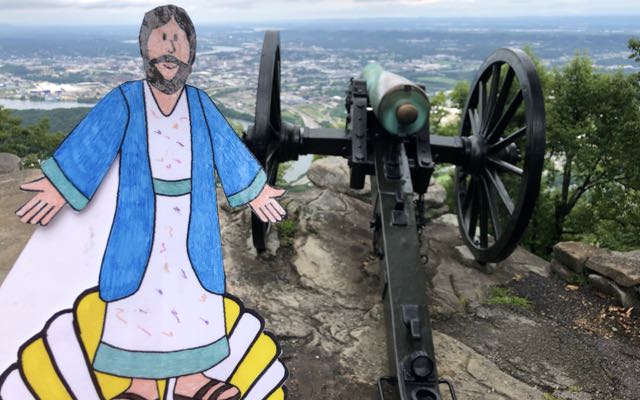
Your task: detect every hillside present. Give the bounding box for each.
[9,107,90,134]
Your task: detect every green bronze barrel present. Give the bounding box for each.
[361,63,430,137]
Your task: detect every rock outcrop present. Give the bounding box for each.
[3,157,639,399]
[0,153,20,175]
[552,241,640,309]
[0,169,40,281]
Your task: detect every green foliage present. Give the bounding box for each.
[520,175,556,259]
[533,51,640,255]
[517,46,640,258]
[282,109,304,127]
[312,154,326,162]
[10,108,91,134]
[21,153,42,169]
[429,91,459,137]
[629,37,640,63]
[433,166,456,212]
[0,107,64,165]
[566,272,588,287]
[0,64,31,75]
[0,63,90,84]
[276,161,292,187]
[522,44,551,91]
[214,101,253,122]
[486,287,532,309]
[229,119,245,137]
[449,80,470,110]
[276,218,297,245]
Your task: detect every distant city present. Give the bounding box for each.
[1,16,639,129]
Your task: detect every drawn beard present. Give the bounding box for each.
[145,54,192,95]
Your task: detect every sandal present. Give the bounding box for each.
[174,379,240,400]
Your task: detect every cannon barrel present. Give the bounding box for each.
[361,63,430,137]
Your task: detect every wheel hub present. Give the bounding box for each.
[466,134,488,175]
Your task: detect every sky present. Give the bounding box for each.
[0,0,639,25]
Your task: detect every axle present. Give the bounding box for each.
[281,126,470,168]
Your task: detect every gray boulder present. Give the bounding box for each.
[306,156,370,198]
[553,241,603,273]
[587,274,640,309]
[550,259,576,281]
[0,153,21,174]
[585,251,640,288]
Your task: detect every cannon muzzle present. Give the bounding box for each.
[361,63,430,137]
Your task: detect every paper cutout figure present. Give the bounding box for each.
[1,5,287,399]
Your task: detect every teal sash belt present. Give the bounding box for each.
[152,178,191,196]
[93,336,229,378]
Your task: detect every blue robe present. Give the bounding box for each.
[41,80,266,302]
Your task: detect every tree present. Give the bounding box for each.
[429,91,458,137]
[0,107,64,165]
[629,37,640,63]
[449,80,470,111]
[543,53,640,253]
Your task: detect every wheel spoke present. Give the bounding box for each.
[485,169,515,215]
[461,174,475,213]
[488,126,526,153]
[487,66,515,133]
[468,108,480,136]
[466,178,480,239]
[487,90,523,143]
[479,178,489,247]
[488,157,523,176]
[482,63,501,134]
[478,80,486,132]
[474,109,482,135]
[467,108,478,135]
[266,146,279,183]
[481,172,502,241]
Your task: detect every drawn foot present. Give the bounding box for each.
[175,373,240,400]
[114,379,158,400]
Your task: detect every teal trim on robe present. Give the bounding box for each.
[41,157,89,210]
[227,169,267,208]
[152,178,192,196]
[93,337,229,379]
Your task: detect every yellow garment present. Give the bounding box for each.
[12,289,286,400]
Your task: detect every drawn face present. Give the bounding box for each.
[146,17,190,82]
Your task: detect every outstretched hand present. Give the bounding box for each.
[16,177,67,225]
[249,184,286,223]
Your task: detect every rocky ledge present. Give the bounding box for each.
[2,156,639,400]
[552,241,640,309]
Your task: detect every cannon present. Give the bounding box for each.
[244,31,545,400]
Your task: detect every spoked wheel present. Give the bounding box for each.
[455,48,545,263]
[246,31,283,251]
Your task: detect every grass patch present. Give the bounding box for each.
[277,219,297,246]
[433,166,456,211]
[312,154,326,162]
[566,273,589,287]
[486,287,532,309]
[543,393,561,400]
[276,162,292,187]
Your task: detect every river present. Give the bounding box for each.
[0,99,91,110]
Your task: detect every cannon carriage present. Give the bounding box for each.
[244,31,545,400]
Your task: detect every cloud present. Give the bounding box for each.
[0,0,639,24]
[352,0,441,3]
[0,0,254,11]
